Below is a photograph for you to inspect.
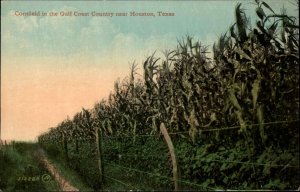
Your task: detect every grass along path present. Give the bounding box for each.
[36,147,80,191]
[0,142,59,191]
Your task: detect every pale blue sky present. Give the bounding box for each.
[2,0,298,58]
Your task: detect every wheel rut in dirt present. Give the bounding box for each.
[36,147,80,192]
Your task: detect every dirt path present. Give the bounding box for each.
[35,148,80,192]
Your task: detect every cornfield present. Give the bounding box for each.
[38,1,299,190]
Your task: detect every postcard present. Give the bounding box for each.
[1,0,299,191]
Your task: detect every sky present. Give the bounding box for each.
[1,0,298,141]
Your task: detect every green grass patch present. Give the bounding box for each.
[44,153,93,191]
[0,142,59,192]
